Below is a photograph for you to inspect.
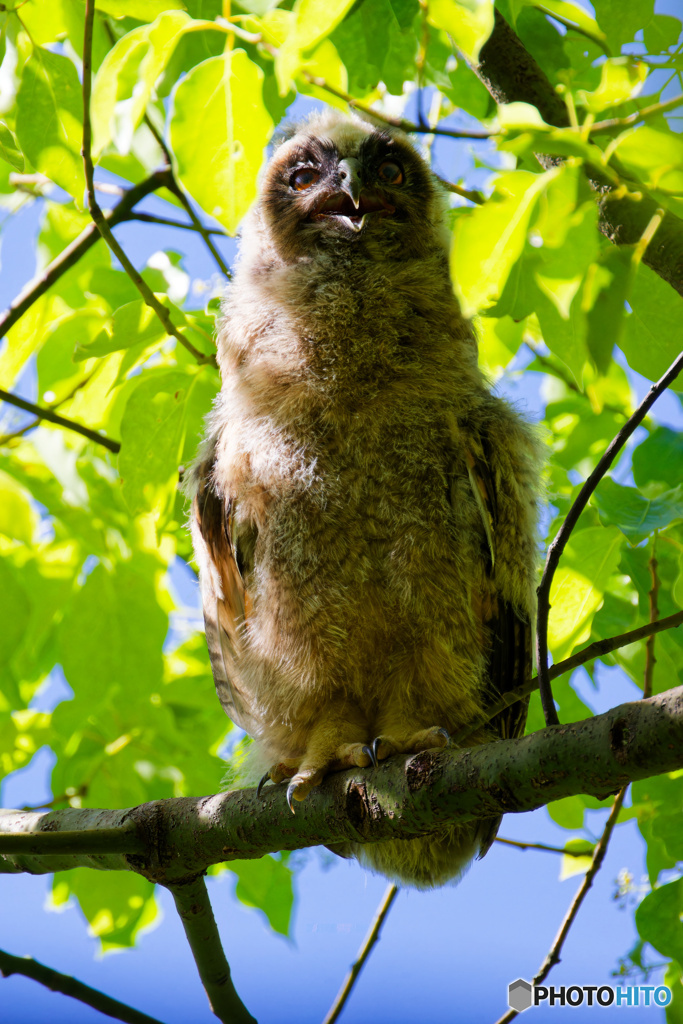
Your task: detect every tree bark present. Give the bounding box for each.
[1,687,681,881]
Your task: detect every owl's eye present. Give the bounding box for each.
[378,160,404,185]
[291,167,320,191]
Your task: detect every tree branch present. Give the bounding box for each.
[476,10,683,297]
[495,837,592,857]
[167,877,256,1024]
[536,347,683,727]
[81,2,214,368]
[0,387,121,453]
[0,948,167,1024]
[452,609,683,745]
[494,787,628,1024]
[1,687,682,877]
[126,212,228,235]
[322,883,399,1024]
[0,170,170,343]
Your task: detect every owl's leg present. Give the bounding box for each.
[259,703,373,812]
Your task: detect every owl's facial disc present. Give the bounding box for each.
[308,156,397,234]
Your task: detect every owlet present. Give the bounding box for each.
[188,109,542,888]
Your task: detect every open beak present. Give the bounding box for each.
[337,158,362,208]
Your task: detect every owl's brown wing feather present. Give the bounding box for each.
[462,439,531,742]
[192,460,257,736]
[461,440,532,857]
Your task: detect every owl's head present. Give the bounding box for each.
[251,109,449,263]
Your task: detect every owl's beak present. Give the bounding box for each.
[337,158,362,209]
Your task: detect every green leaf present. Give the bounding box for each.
[592,479,683,543]
[427,0,494,62]
[548,524,624,660]
[229,856,294,937]
[643,14,682,53]
[170,50,273,234]
[633,428,683,492]
[91,10,190,157]
[636,878,683,963]
[593,0,654,54]
[584,246,631,373]
[0,472,38,545]
[613,125,683,196]
[15,47,86,203]
[0,560,32,665]
[547,795,585,830]
[451,168,557,317]
[559,838,594,880]
[275,0,357,91]
[534,201,598,319]
[577,57,648,113]
[52,870,158,952]
[621,265,683,385]
[0,121,23,172]
[118,369,198,530]
[96,0,187,19]
[74,299,172,361]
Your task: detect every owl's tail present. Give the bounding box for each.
[330,817,500,889]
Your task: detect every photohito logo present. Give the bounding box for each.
[507,979,672,1012]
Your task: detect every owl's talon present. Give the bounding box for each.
[436,728,450,746]
[362,744,378,768]
[257,771,272,798]
[372,737,382,764]
[286,781,297,814]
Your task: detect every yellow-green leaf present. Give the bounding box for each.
[427,0,495,63]
[577,57,648,113]
[170,50,273,234]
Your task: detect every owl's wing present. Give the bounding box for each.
[460,439,532,857]
[462,440,531,742]
[191,459,258,737]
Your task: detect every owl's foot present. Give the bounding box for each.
[257,742,376,811]
[370,726,450,761]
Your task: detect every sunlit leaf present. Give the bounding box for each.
[0,121,23,171]
[621,265,683,384]
[548,525,624,660]
[96,0,187,19]
[592,478,683,544]
[229,856,294,937]
[577,57,648,113]
[170,50,273,233]
[636,877,683,963]
[15,47,85,202]
[612,125,683,196]
[427,0,495,62]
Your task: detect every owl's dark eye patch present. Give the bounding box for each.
[378,160,404,185]
[291,167,320,191]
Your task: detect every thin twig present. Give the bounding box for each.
[0,388,121,453]
[493,787,628,1024]
[0,170,170,343]
[589,92,683,135]
[141,113,232,280]
[300,72,494,139]
[127,211,228,235]
[643,536,660,700]
[495,837,593,857]
[322,884,399,1024]
[0,948,167,1024]
[167,877,256,1024]
[81,3,213,367]
[452,609,683,745]
[536,338,681,729]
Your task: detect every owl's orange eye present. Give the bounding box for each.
[378,160,403,185]
[291,167,320,191]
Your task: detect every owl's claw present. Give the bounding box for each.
[286,780,297,814]
[436,728,450,746]
[256,771,271,798]
[362,744,378,768]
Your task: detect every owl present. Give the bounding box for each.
[188,109,542,888]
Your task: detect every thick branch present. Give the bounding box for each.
[167,878,256,1024]
[476,11,683,296]
[1,687,682,878]
[0,948,166,1024]
[0,387,121,453]
[536,349,683,726]
[0,170,170,343]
